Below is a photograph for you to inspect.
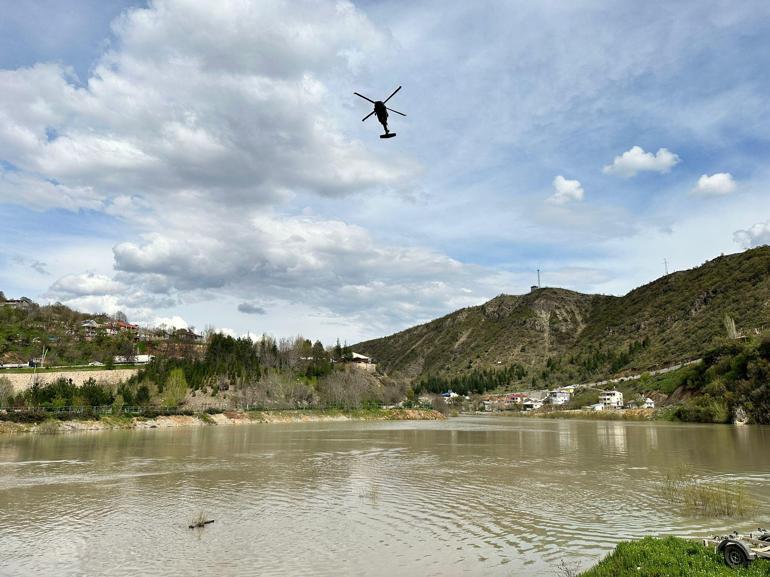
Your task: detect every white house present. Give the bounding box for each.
[547,390,571,405]
[113,354,154,365]
[599,390,624,409]
[587,402,604,411]
[644,397,655,409]
[523,398,543,411]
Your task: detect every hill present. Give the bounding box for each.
[0,294,201,367]
[356,246,770,388]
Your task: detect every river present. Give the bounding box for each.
[1,416,769,576]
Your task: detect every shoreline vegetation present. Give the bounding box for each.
[576,536,770,576]
[0,407,445,435]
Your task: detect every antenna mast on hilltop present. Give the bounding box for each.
[663,258,669,276]
[537,269,541,288]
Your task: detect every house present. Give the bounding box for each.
[113,354,154,365]
[174,328,204,342]
[111,320,139,334]
[644,397,655,409]
[0,297,33,309]
[599,390,624,409]
[350,352,373,364]
[441,390,459,400]
[587,402,604,411]
[81,319,102,340]
[506,392,528,405]
[547,390,571,405]
[522,398,543,411]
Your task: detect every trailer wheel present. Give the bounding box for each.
[724,543,750,568]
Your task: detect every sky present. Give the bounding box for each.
[1,0,769,343]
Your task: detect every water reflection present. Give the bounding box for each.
[0,417,769,577]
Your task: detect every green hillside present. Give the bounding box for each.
[357,247,770,388]
[0,296,144,366]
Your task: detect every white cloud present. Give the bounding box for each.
[692,172,736,196]
[602,146,680,177]
[734,220,770,248]
[106,211,509,332]
[6,0,770,343]
[0,167,104,211]
[0,0,412,214]
[214,327,237,338]
[151,315,189,330]
[547,175,584,204]
[49,272,126,296]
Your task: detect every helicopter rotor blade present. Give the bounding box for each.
[383,85,402,104]
[362,110,375,122]
[353,92,376,104]
[386,107,406,117]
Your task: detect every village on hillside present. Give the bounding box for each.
[429,385,656,414]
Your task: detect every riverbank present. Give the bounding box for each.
[578,536,768,576]
[527,408,658,421]
[0,407,445,434]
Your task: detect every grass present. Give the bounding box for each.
[99,415,135,428]
[579,536,770,576]
[36,418,60,434]
[358,484,380,506]
[188,511,214,528]
[661,466,756,518]
[196,412,216,425]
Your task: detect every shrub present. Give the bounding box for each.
[163,368,188,407]
[0,376,13,408]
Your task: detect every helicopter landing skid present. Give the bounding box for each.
[380,133,397,139]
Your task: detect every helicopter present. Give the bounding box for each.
[354,85,405,139]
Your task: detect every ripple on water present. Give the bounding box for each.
[2,418,770,577]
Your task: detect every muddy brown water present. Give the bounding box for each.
[1,416,769,576]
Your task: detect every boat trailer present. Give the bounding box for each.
[703,529,770,568]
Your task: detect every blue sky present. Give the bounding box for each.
[1,0,769,342]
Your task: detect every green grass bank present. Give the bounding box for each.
[579,537,770,577]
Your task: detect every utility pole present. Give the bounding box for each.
[663,259,669,276]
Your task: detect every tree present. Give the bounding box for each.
[431,396,449,415]
[136,384,151,406]
[0,376,13,408]
[163,368,188,407]
[112,393,125,415]
[116,337,135,363]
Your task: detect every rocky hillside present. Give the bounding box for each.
[357,247,770,386]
